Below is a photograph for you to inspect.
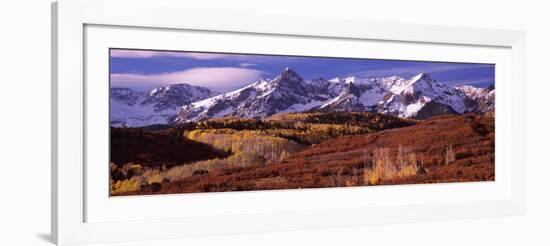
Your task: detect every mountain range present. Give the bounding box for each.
[110,67,495,127]
[110,84,219,127]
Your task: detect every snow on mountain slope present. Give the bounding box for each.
[377,73,472,118]
[110,84,218,127]
[175,68,495,122]
[177,68,335,122]
[111,68,495,126]
[319,77,389,112]
[455,84,495,113]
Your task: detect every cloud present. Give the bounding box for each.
[445,77,495,87]
[351,63,493,78]
[111,67,264,92]
[239,63,257,68]
[110,49,239,60]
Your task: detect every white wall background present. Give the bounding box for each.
[0,0,548,245]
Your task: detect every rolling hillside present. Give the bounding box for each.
[116,113,494,195]
[110,127,230,168]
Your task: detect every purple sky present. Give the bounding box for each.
[110,48,495,92]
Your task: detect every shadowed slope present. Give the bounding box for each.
[110,127,230,168]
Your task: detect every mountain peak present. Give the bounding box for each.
[165,83,191,88]
[411,72,432,82]
[484,84,495,92]
[343,81,362,97]
[270,67,306,91]
[279,67,302,80]
[149,83,214,97]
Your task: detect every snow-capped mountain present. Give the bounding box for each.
[110,84,218,127]
[317,76,398,113]
[376,73,473,118]
[110,68,495,126]
[177,68,339,121]
[175,68,494,123]
[455,84,495,113]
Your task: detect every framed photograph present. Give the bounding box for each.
[52,0,526,245]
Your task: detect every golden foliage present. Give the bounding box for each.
[165,151,266,181]
[363,147,419,185]
[397,165,418,178]
[111,178,140,195]
[112,151,268,191]
[145,171,163,185]
[185,129,304,161]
